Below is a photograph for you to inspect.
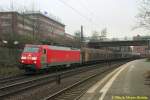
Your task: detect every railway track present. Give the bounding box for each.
[42,64,120,100]
[0,60,131,100]
[0,65,91,88]
[39,62,125,100]
[0,74,25,82]
[0,63,104,99]
[0,75,27,85]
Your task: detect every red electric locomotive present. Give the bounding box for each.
[20,44,81,72]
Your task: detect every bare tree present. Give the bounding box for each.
[101,28,107,37]
[137,0,150,30]
[90,30,100,41]
[74,30,81,38]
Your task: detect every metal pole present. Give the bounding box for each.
[56,68,61,84]
[56,74,61,84]
[80,25,84,63]
[81,25,83,43]
[148,40,150,58]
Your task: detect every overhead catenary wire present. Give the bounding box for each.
[79,0,95,18]
[57,0,100,27]
[77,0,100,33]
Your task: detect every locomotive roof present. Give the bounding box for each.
[25,44,80,51]
[48,45,80,51]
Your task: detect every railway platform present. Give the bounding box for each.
[79,59,150,100]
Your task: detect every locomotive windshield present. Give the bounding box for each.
[23,47,39,53]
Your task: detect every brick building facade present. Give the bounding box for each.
[0,11,65,40]
[24,12,65,38]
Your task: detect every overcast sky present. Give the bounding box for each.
[0,0,148,39]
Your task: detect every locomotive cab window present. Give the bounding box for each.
[23,47,39,53]
[43,49,46,54]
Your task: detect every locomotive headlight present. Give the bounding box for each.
[21,56,26,59]
[31,57,37,60]
[33,61,37,64]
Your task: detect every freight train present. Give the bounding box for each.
[19,44,138,72]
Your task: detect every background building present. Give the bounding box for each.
[133,35,150,56]
[24,12,65,38]
[0,12,34,40]
[0,11,65,42]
